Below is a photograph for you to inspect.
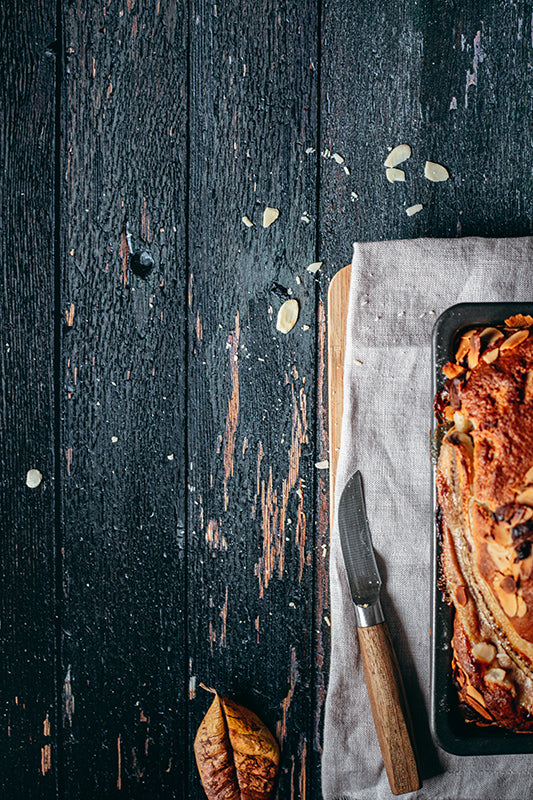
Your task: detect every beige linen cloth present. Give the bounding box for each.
[322,237,533,800]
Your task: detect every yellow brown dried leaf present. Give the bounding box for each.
[194,688,280,800]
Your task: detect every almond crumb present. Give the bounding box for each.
[307,261,322,274]
[406,203,423,216]
[263,207,279,228]
[242,215,253,227]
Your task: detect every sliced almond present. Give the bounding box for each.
[467,333,481,369]
[487,543,510,574]
[516,486,533,506]
[242,215,254,227]
[466,684,487,706]
[425,161,450,182]
[493,576,518,617]
[453,411,472,433]
[505,314,533,328]
[517,596,528,617]
[524,371,533,404]
[442,361,466,379]
[307,261,322,274]
[481,348,499,364]
[385,167,405,183]
[406,203,423,216]
[484,668,507,685]
[472,642,497,664]
[520,554,533,582]
[500,329,529,350]
[524,465,533,484]
[383,144,411,168]
[332,153,344,164]
[276,299,299,334]
[455,331,476,363]
[263,207,280,228]
[455,585,468,607]
[479,327,504,347]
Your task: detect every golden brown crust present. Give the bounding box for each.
[436,322,533,731]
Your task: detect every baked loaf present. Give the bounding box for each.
[435,314,533,730]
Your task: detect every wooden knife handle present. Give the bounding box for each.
[358,621,421,796]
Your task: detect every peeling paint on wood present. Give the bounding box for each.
[223,312,240,511]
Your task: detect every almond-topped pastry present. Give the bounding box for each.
[435,317,533,731]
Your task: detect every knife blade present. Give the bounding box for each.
[338,470,421,796]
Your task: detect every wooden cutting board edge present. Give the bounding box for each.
[327,263,351,537]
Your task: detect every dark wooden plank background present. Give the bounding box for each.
[2,1,533,798]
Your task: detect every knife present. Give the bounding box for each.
[338,470,421,796]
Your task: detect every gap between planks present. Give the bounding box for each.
[327,264,351,538]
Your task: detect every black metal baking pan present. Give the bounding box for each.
[431,302,533,755]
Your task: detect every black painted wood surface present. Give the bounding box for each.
[2,1,533,798]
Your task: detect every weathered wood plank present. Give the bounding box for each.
[0,2,57,796]
[60,1,188,795]
[187,1,320,795]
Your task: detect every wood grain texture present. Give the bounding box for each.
[60,1,188,796]
[187,1,319,796]
[326,264,350,531]
[358,623,420,795]
[0,2,57,796]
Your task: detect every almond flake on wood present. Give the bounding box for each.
[315,460,329,469]
[276,299,299,333]
[307,261,322,274]
[383,144,412,168]
[385,167,405,183]
[263,207,279,228]
[424,161,450,182]
[332,153,344,164]
[406,203,423,216]
[242,215,254,227]
[26,469,42,488]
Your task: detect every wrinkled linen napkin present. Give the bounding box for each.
[322,237,533,800]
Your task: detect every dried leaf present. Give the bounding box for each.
[194,688,280,800]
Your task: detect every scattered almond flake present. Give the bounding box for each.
[302,324,310,331]
[305,147,316,154]
[288,602,296,608]
[343,166,351,175]
[242,215,253,227]
[321,148,331,158]
[295,276,301,284]
[111,436,119,443]
[276,298,299,334]
[315,460,329,470]
[354,359,363,366]
[425,161,449,182]
[167,454,174,461]
[332,153,344,164]
[26,469,42,488]
[383,144,412,168]
[262,207,279,228]
[350,191,358,201]
[406,203,423,216]
[300,212,311,223]
[287,287,293,295]
[324,616,331,627]
[385,167,405,183]
[307,261,322,274]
